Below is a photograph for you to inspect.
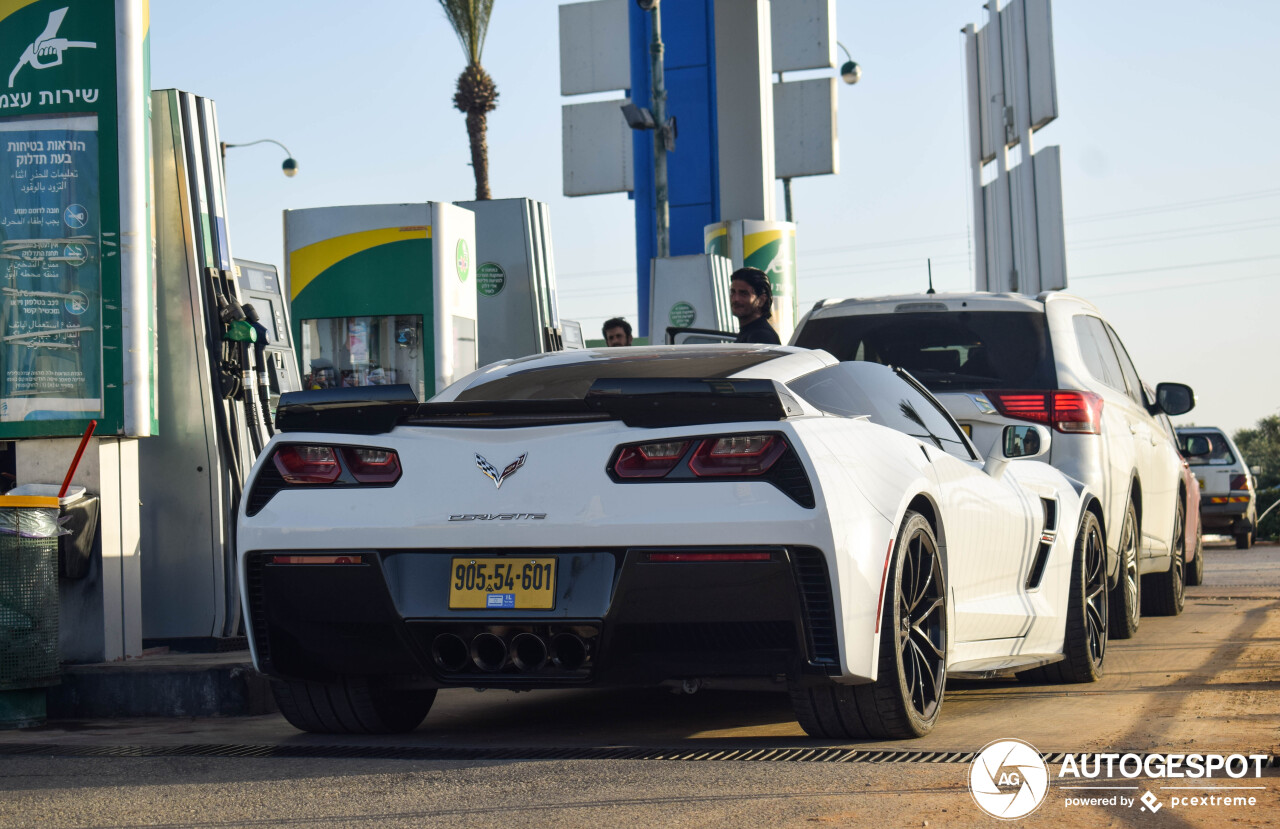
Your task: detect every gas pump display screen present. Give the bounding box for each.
[301,315,424,396]
[0,114,103,423]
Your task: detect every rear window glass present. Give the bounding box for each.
[454,348,784,401]
[793,311,1056,391]
[1179,432,1236,466]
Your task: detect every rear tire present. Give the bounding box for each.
[1018,510,1106,684]
[1108,501,1141,640]
[1235,530,1253,550]
[272,677,436,734]
[1143,497,1186,616]
[791,511,947,740]
[1186,521,1204,586]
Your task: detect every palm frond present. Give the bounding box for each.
[438,0,494,65]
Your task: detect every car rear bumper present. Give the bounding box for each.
[1198,498,1254,531]
[243,546,841,689]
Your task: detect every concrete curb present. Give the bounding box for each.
[46,652,277,718]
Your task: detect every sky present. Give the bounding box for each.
[149,0,1279,436]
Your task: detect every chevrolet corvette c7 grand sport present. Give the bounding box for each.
[237,346,1108,739]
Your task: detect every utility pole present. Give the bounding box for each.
[646,1,670,258]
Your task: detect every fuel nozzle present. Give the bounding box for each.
[224,318,258,343]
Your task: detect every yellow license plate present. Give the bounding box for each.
[449,557,556,610]
[961,423,973,437]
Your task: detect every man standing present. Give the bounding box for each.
[729,268,780,344]
[602,317,633,347]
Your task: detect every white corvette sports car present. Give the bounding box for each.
[237,346,1108,738]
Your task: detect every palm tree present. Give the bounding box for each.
[439,0,498,200]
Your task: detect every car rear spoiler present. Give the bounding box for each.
[275,378,802,434]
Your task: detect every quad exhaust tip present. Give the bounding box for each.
[433,630,590,673]
[510,633,549,672]
[431,633,470,672]
[551,633,587,671]
[470,632,509,672]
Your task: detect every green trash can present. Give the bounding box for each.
[0,494,61,728]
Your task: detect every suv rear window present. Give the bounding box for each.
[793,311,1056,391]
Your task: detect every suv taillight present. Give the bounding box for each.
[986,390,1104,435]
[1230,474,1251,492]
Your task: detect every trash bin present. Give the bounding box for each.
[0,494,62,728]
[7,485,99,580]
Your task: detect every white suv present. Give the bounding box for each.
[791,292,1196,638]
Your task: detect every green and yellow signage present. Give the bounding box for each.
[0,0,153,437]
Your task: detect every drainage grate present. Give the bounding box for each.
[3,744,1272,766]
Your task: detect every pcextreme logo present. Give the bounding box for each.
[970,738,1051,819]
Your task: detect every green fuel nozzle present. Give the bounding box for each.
[224,319,258,343]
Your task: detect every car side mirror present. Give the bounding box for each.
[1003,424,1051,460]
[1179,435,1211,458]
[985,424,1051,478]
[1156,382,1195,416]
[1252,465,1263,476]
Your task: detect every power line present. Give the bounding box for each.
[1067,187,1280,226]
[1074,254,1280,280]
[1088,271,1278,299]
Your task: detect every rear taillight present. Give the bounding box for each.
[342,447,402,484]
[269,444,401,485]
[273,445,341,484]
[689,434,787,477]
[1230,474,1250,491]
[614,440,691,478]
[986,390,1103,435]
[611,434,789,478]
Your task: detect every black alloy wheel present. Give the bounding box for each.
[1108,501,1141,639]
[893,514,948,728]
[789,511,947,740]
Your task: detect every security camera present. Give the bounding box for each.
[840,60,862,85]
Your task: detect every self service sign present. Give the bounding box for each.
[0,0,153,438]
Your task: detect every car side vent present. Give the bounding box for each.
[1026,498,1059,590]
[243,554,272,672]
[767,450,816,508]
[790,547,840,674]
[245,464,287,517]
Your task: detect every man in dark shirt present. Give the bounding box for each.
[602,317,633,346]
[730,267,781,344]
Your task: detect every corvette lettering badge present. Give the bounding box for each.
[476,452,527,490]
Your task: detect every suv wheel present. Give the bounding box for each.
[1185,519,1204,587]
[1108,500,1141,639]
[1234,529,1253,550]
[1143,496,1185,616]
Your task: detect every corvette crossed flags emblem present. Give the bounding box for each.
[476,453,527,490]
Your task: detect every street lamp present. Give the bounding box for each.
[837,41,861,85]
[219,138,299,177]
[782,42,860,222]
